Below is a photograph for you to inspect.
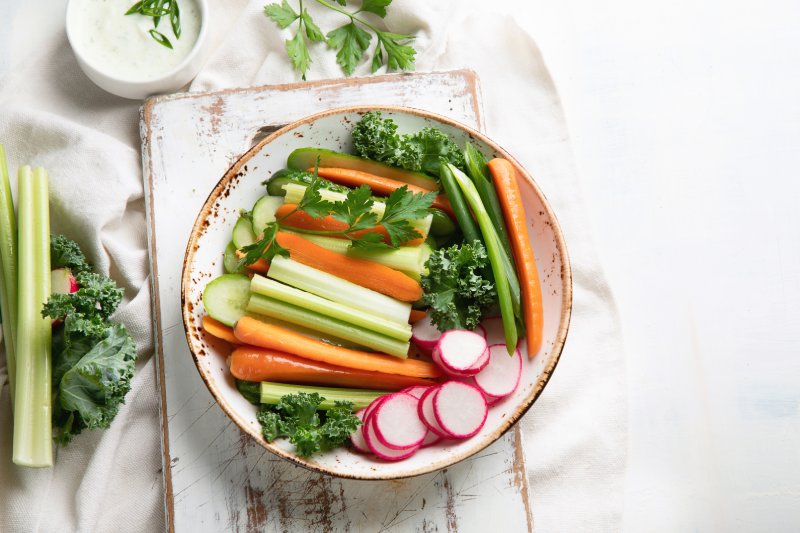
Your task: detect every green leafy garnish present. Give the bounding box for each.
[257,392,361,456]
[238,175,434,268]
[263,0,416,79]
[421,242,497,332]
[42,236,137,444]
[126,0,182,49]
[352,111,466,176]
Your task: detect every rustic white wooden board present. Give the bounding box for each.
[140,70,533,532]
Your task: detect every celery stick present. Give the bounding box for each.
[267,256,411,324]
[250,274,411,341]
[449,164,518,353]
[13,166,52,467]
[247,293,410,357]
[259,381,386,410]
[282,183,433,241]
[0,146,18,397]
[283,230,425,274]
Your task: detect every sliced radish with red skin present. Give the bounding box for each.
[364,415,420,461]
[51,268,78,295]
[433,381,488,439]
[417,386,455,438]
[411,314,441,355]
[433,330,488,376]
[474,323,487,338]
[400,386,429,400]
[421,430,442,447]
[350,409,370,453]
[372,393,428,450]
[474,344,522,399]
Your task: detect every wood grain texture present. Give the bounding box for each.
[140,70,533,532]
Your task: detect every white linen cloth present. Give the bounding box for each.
[0,1,626,531]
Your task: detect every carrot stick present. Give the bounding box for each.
[276,204,396,244]
[229,346,437,390]
[234,317,441,378]
[313,167,455,218]
[488,158,544,358]
[202,315,241,345]
[409,309,428,324]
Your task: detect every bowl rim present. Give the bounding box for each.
[181,105,573,480]
[65,0,209,86]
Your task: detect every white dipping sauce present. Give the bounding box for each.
[68,0,201,81]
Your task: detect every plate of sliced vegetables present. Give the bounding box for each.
[181,106,571,479]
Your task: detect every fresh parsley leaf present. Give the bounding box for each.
[376,31,415,71]
[294,177,334,218]
[378,186,435,245]
[370,43,383,73]
[257,393,360,457]
[302,9,325,42]
[286,31,312,79]
[237,223,289,269]
[421,242,497,331]
[264,0,299,28]
[359,0,391,18]
[329,185,379,231]
[327,22,372,76]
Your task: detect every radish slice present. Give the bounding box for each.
[411,314,441,355]
[364,416,420,461]
[417,386,455,438]
[480,316,508,346]
[421,430,442,447]
[474,344,522,399]
[350,409,370,453]
[372,393,428,450]
[433,330,488,376]
[51,268,78,295]
[433,381,488,439]
[400,386,429,400]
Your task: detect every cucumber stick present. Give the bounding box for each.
[202,274,251,327]
[231,215,257,249]
[266,256,411,324]
[247,293,410,358]
[250,274,411,341]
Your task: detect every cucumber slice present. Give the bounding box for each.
[223,241,241,274]
[231,215,256,249]
[202,274,251,327]
[429,208,456,237]
[287,148,440,191]
[251,195,283,236]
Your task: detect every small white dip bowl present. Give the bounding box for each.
[66,0,208,99]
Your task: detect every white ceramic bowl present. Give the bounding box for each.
[66,0,208,99]
[182,107,572,479]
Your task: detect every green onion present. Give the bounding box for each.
[0,146,18,397]
[448,163,518,352]
[439,163,482,245]
[13,166,52,467]
[266,256,411,324]
[246,293,410,357]
[259,382,386,410]
[250,274,411,341]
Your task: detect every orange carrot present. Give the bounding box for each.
[275,204,398,244]
[276,232,422,302]
[234,317,441,378]
[229,346,437,390]
[202,315,241,345]
[488,158,544,358]
[409,309,428,325]
[313,167,455,218]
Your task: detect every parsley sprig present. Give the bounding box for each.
[238,176,435,268]
[125,0,182,49]
[264,0,416,79]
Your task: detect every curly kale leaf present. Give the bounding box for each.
[351,111,465,176]
[53,324,136,444]
[50,234,91,275]
[257,393,360,457]
[421,242,497,331]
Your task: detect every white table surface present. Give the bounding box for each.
[509,0,800,530]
